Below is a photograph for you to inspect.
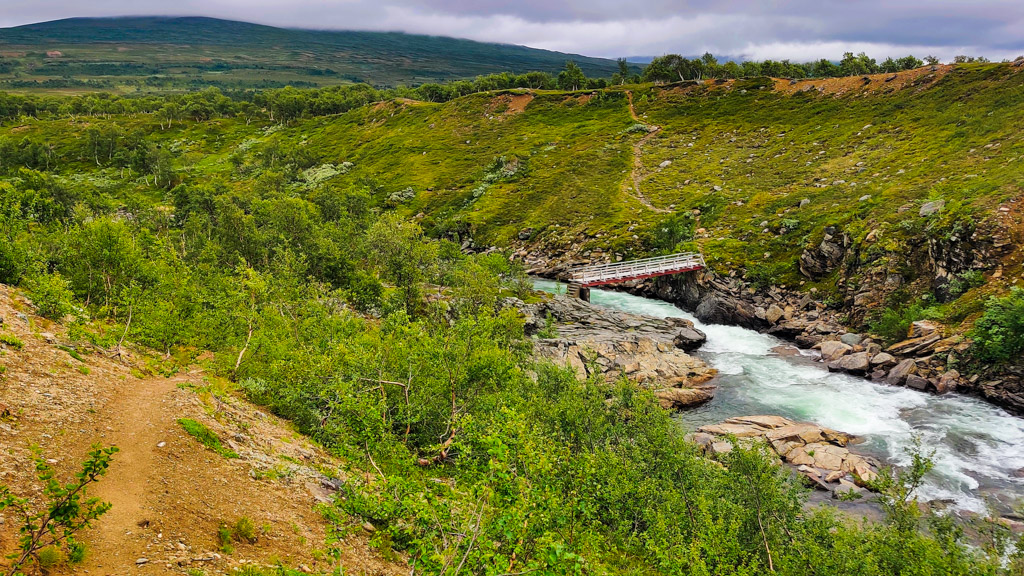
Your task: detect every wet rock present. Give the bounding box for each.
[820,340,852,362]
[936,370,959,394]
[906,374,929,390]
[673,327,707,351]
[830,352,871,374]
[887,358,917,385]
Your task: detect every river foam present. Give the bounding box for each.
[533,278,1024,514]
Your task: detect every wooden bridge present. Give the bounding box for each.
[568,252,705,299]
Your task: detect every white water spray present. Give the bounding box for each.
[534,279,1024,513]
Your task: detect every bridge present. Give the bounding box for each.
[568,252,705,299]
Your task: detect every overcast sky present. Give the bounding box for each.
[2,1,1023,62]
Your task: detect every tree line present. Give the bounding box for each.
[0,52,1009,127]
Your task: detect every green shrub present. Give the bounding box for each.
[971,287,1024,363]
[947,270,986,298]
[27,272,77,320]
[36,545,66,570]
[178,418,239,459]
[0,332,24,350]
[538,311,558,338]
[217,516,258,554]
[869,302,940,344]
[0,445,118,573]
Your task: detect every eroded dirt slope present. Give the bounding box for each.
[0,285,400,575]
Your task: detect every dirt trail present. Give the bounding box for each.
[74,373,184,570]
[624,91,670,214]
[0,287,401,575]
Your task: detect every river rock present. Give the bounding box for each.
[906,374,929,390]
[839,333,864,346]
[696,415,878,493]
[887,333,942,356]
[820,340,852,362]
[765,304,785,324]
[935,370,959,394]
[830,351,871,374]
[886,358,917,385]
[870,352,897,367]
[673,327,707,351]
[653,385,715,409]
[521,295,716,407]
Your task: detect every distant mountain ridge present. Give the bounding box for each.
[0,16,622,89]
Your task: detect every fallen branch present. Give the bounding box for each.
[365,441,386,483]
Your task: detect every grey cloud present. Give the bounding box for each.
[1,0,1022,61]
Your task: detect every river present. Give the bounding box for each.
[533,278,1024,515]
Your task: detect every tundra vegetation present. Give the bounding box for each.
[1,54,1024,575]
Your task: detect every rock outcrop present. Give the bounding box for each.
[518,295,717,409]
[693,416,880,496]
[799,227,849,279]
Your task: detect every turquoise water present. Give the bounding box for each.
[534,278,1024,513]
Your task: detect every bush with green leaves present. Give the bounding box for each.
[868,301,941,344]
[0,445,118,575]
[26,271,77,320]
[971,287,1024,363]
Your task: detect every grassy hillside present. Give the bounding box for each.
[1,63,1022,335]
[4,58,1024,576]
[0,17,623,92]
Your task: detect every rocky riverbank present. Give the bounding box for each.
[516,248,1023,415]
[692,415,880,498]
[514,294,717,409]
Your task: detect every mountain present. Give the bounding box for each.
[0,16,624,90]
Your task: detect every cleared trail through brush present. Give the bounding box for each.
[624,91,670,214]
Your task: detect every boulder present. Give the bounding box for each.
[887,333,941,356]
[870,352,897,367]
[820,340,853,362]
[834,479,866,499]
[673,327,707,351]
[699,415,878,491]
[709,441,733,456]
[832,352,871,374]
[765,304,785,324]
[886,358,917,385]
[653,386,715,409]
[908,320,941,338]
[906,374,929,390]
[935,370,960,394]
[839,333,864,346]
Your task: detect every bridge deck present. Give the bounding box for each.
[570,252,705,287]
